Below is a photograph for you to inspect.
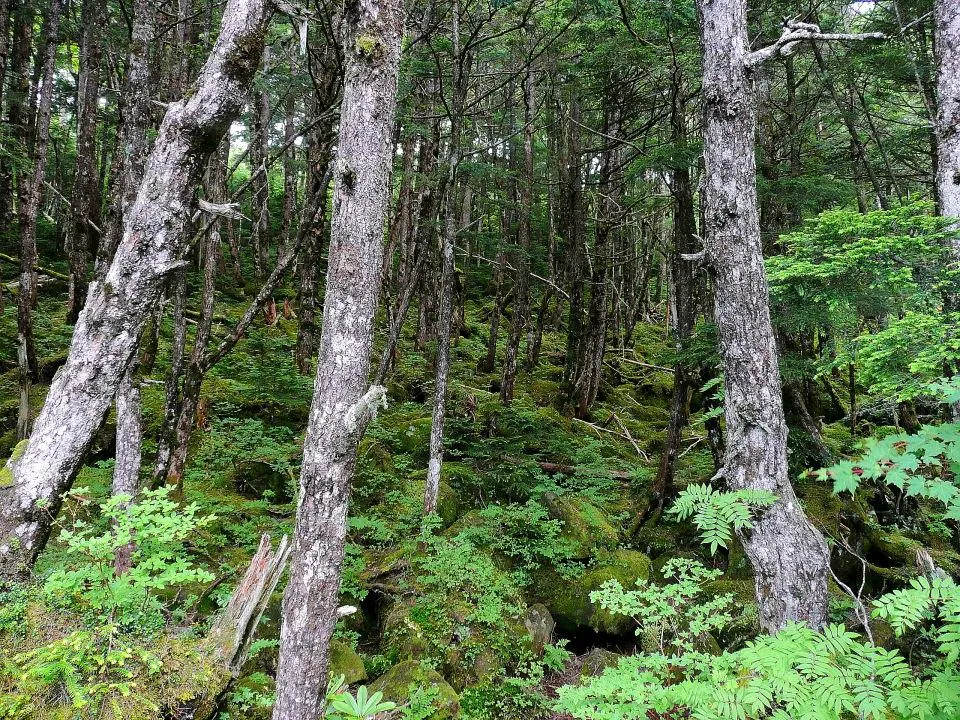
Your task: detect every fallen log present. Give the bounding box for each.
[502,455,635,481]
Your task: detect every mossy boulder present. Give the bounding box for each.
[533,549,651,635]
[541,492,619,559]
[329,639,367,685]
[436,481,463,528]
[382,600,439,659]
[369,661,460,719]
[580,648,621,678]
[523,603,555,656]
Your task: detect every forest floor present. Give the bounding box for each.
[2,269,956,719]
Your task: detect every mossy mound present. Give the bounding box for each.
[370,660,460,719]
[329,639,367,685]
[580,648,622,678]
[532,549,651,635]
[541,492,620,559]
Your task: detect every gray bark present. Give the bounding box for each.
[936,1,960,225]
[425,3,466,516]
[697,0,830,632]
[0,0,273,579]
[271,0,405,714]
[112,371,143,499]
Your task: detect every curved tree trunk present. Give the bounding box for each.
[696,0,830,632]
[271,0,405,715]
[0,0,273,580]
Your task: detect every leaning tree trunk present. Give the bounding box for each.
[105,0,155,504]
[697,0,829,632]
[0,0,273,580]
[271,0,405,715]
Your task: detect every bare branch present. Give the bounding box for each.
[747,20,884,67]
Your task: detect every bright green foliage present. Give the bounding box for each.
[325,679,397,720]
[873,576,960,664]
[853,312,960,401]
[766,203,959,397]
[557,621,960,720]
[670,484,777,554]
[819,423,960,523]
[767,203,955,337]
[455,500,578,581]
[589,558,732,657]
[43,487,215,630]
[0,619,224,719]
[414,530,522,628]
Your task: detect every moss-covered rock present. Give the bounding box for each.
[329,639,367,685]
[369,660,460,719]
[580,648,621,679]
[523,603,555,657]
[532,549,651,635]
[436,481,463,528]
[382,600,440,659]
[541,492,619,559]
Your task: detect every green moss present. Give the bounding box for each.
[532,549,651,635]
[436,481,463,528]
[369,660,460,719]
[355,34,383,58]
[580,648,621,678]
[329,639,368,685]
[0,440,28,487]
[541,493,619,559]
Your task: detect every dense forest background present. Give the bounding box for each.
[1,0,960,718]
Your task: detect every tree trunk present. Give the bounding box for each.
[425,15,467,516]
[15,0,62,441]
[649,87,698,516]
[696,0,830,632]
[65,0,105,324]
[0,0,273,580]
[112,371,143,499]
[251,73,271,279]
[271,0,405,714]
[0,0,30,226]
[281,92,298,247]
[501,59,535,404]
[936,1,960,224]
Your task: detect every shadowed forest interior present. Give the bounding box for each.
[2,0,960,718]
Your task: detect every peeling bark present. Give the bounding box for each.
[0,0,273,579]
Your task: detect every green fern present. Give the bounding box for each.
[670,484,777,554]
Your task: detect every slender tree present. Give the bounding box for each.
[271,0,405,714]
[15,0,62,440]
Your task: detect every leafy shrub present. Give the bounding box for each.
[43,487,215,632]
